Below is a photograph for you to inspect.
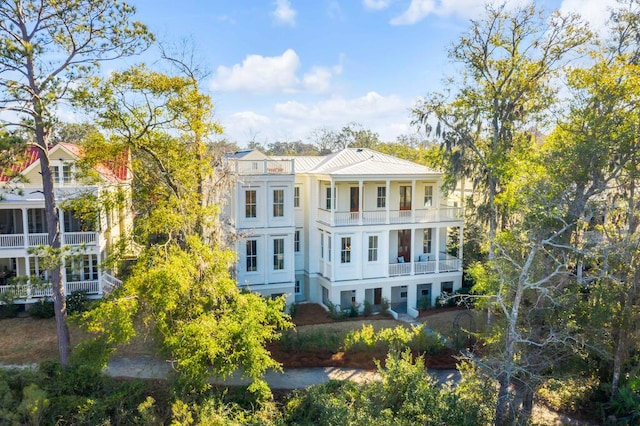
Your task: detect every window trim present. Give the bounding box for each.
[368,235,378,262]
[294,229,301,253]
[245,189,257,218]
[377,186,386,208]
[294,186,300,208]
[246,239,258,272]
[273,238,285,270]
[273,189,285,218]
[424,185,433,207]
[341,237,351,264]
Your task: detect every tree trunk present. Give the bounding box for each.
[35,126,70,367]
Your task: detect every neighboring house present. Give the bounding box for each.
[225,148,464,318]
[0,142,130,303]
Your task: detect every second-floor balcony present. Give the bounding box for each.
[317,206,462,227]
[388,255,462,277]
[0,231,98,249]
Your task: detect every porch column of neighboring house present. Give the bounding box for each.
[355,287,365,309]
[385,179,390,224]
[410,228,416,275]
[331,180,336,226]
[24,256,31,298]
[358,179,363,225]
[407,282,418,316]
[458,224,464,270]
[411,179,416,221]
[434,227,441,273]
[21,207,28,249]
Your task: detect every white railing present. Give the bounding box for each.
[233,159,294,175]
[0,234,25,248]
[415,260,437,274]
[28,233,48,246]
[31,284,53,298]
[439,258,462,272]
[63,232,97,245]
[362,210,386,224]
[102,273,123,295]
[318,206,462,226]
[67,280,100,294]
[0,284,28,299]
[389,262,411,277]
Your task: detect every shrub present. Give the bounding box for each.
[380,297,390,314]
[29,299,55,319]
[288,302,298,318]
[0,290,18,319]
[538,376,599,415]
[419,295,431,311]
[362,299,373,317]
[348,303,359,317]
[66,290,90,315]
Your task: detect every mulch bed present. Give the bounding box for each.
[274,303,459,370]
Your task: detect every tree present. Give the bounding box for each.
[77,63,292,396]
[0,0,152,367]
[412,3,590,258]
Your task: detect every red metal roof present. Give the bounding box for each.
[0,142,131,183]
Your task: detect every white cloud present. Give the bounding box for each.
[560,0,619,34]
[210,49,300,93]
[220,92,414,145]
[272,0,297,26]
[390,0,435,25]
[210,49,341,94]
[363,0,392,11]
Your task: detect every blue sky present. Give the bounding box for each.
[124,0,618,146]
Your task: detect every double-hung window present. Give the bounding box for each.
[294,230,301,252]
[424,185,433,207]
[341,237,351,264]
[245,190,257,218]
[294,187,300,208]
[423,229,432,253]
[368,235,378,262]
[273,238,285,270]
[273,189,284,217]
[377,186,386,208]
[246,240,257,272]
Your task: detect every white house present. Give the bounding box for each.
[226,148,464,318]
[0,142,129,302]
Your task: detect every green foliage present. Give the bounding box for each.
[0,290,17,319]
[66,290,91,315]
[28,299,55,319]
[538,377,599,415]
[344,324,445,355]
[606,379,640,422]
[279,328,344,352]
[283,351,489,425]
[362,299,373,317]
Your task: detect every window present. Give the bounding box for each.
[341,237,351,263]
[320,231,324,259]
[245,190,257,218]
[64,210,94,232]
[424,185,433,207]
[328,234,332,262]
[400,186,412,210]
[273,238,285,270]
[62,165,72,183]
[27,209,47,233]
[325,187,333,210]
[295,279,301,295]
[246,240,257,272]
[30,257,49,281]
[377,186,386,208]
[368,235,378,262]
[294,186,300,208]
[273,189,284,217]
[83,254,98,280]
[51,166,60,183]
[423,229,432,254]
[442,281,454,294]
[294,230,301,252]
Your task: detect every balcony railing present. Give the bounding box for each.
[318,206,462,227]
[388,256,462,277]
[231,159,294,175]
[0,232,98,249]
[0,279,101,300]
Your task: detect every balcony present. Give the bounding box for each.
[0,231,98,249]
[232,159,294,175]
[388,256,462,277]
[0,279,101,300]
[317,206,462,227]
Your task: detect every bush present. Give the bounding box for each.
[66,290,90,315]
[29,299,55,319]
[380,297,390,314]
[0,291,18,319]
[538,376,599,415]
[362,299,373,317]
[288,302,298,318]
[348,303,359,317]
[419,295,431,311]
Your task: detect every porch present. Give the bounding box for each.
[388,254,462,277]
[317,206,461,226]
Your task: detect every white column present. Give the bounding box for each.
[458,224,464,270]
[410,228,416,275]
[411,179,416,221]
[331,181,336,226]
[21,207,28,248]
[358,180,363,225]
[385,179,390,224]
[434,227,441,273]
